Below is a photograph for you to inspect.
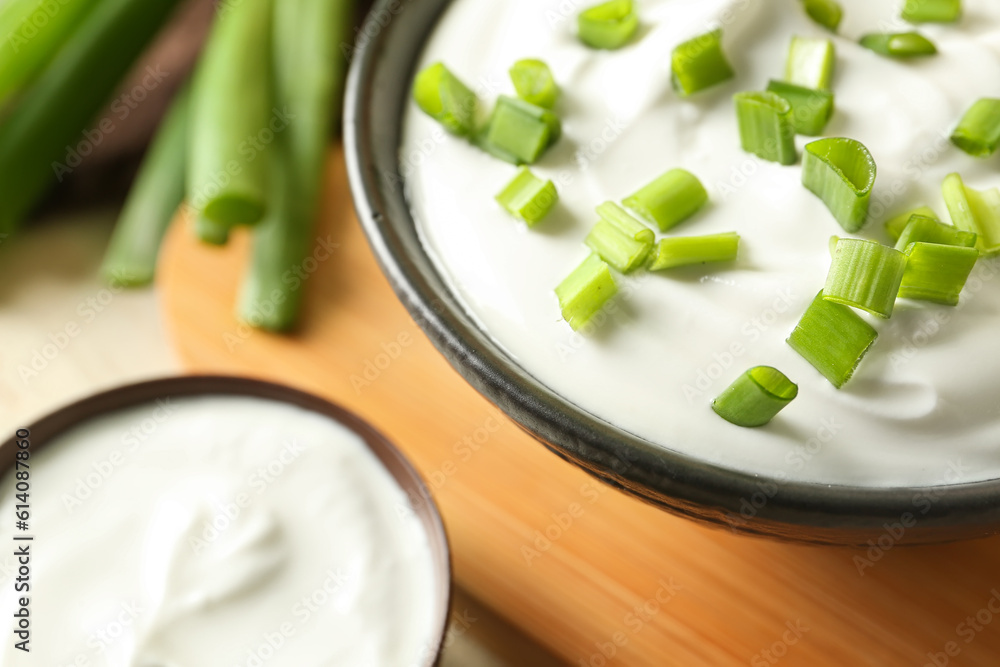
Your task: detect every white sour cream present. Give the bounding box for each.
[0,396,439,666]
[403,0,1000,487]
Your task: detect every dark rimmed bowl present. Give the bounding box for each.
[343,0,1000,545]
[0,376,451,665]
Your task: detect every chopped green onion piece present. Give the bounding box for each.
[648,233,740,270]
[801,0,843,32]
[413,63,477,137]
[577,0,638,50]
[899,242,978,306]
[596,201,654,244]
[734,91,796,165]
[484,95,561,165]
[828,235,841,257]
[885,205,938,242]
[788,291,878,388]
[623,168,708,232]
[860,32,937,58]
[902,0,962,23]
[585,221,651,273]
[942,173,1000,256]
[671,29,734,97]
[765,80,835,136]
[556,254,619,330]
[824,238,908,318]
[509,59,559,109]
[473,124,521,165]
[803,137,877,233]
[950,98,1000,158]
[894,214,977,251]
[495,168,558,226]
[786,36,835,91]
[712,366,798,428]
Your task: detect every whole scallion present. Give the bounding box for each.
[0,0,183,237]
[238,0,354,331]
[188,0,275,230]
[101,84,191,286]
[0,0,102,106]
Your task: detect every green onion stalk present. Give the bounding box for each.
[0,0,104,107]
[101,83,191,287]
[188,0,275,230]
[237,0,355,331]
[0,0,183,238]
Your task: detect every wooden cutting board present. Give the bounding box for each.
[159,146,1000,666]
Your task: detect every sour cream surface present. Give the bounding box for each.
[403,0,1000,486]
[0,395,439,665]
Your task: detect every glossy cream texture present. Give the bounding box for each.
[403,0,1000,486]
[0,396,438,666]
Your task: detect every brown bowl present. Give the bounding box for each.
[0,375,451,665]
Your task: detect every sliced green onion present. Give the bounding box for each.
[102,84,190,287]
[899,242,978,306]
[801,0,843,32]
[413,62,477,137]
[577,0,638,50]
[473,124,521,165]
[828,235,841,257]
[824,238,908,318]
[671,29,735,97]
[238,0,353,332]
[623,168,708,232]
[712,366,798,428]
[950,98,1000,158]
[556,254,619,330]
[0,0,183,237]
[942,173,1000,256]
[802,137,877,233]
[509,59,559,109]
[885,205,938,242]
[189,0,274,228]
[585,221,651,273]
[484,95,561,165]
[194,214,230,246]
[894,214,977,251]
[495,168,558,226]
[860,32,937,58]
[734,91,796,165]
[786,36,835,91]
[596,201,654,243]
[648,233,740,270]
[787,291,878,388]
[902,0,962,23]
[765,80,835,136]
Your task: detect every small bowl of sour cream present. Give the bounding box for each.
[0,376,450,666]
[345,0,1000,544]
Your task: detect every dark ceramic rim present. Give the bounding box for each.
[343,0,1000,544]
[0,375,451,664]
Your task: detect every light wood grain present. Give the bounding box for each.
[159,146,1000,667]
